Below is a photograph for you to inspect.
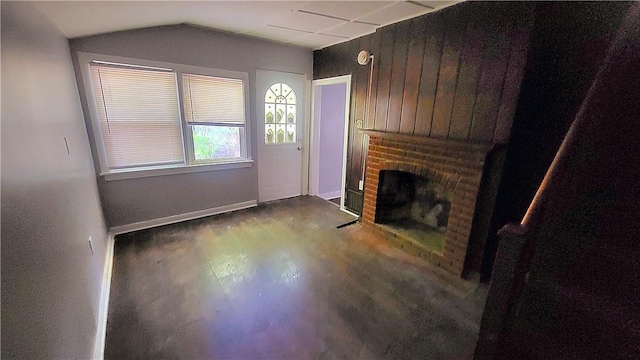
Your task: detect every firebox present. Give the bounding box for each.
[375,170,451,253]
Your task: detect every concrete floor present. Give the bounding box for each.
[106,196,486,359]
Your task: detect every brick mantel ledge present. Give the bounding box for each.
[360,129,496,156]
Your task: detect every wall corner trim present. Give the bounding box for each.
[93,233,115,360]
[109,200,259,235]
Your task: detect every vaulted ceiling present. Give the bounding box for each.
[33,1,461,50]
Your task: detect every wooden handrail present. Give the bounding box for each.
[519,118,580,230]
[520,4,640,232]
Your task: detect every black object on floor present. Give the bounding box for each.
[336,219,358,228]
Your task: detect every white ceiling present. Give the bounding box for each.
[33,1,461,50]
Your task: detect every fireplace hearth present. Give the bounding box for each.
[361,130,493,277]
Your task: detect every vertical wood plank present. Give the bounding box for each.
[349,36,372,194]
[348,40,362,191]
[357,35,373,211]
[317,49,330,79]
[414,14,444,136]
[355,36,371,126]
[469,6,512,142]
[366,31,382,129]
[449,14,486,140]
[431,8,466,138]
[373,24,396,131]
[494,6,534,142]
[312,49,326,79]
[400,18,427,134]
[386,21,411,133]
[328,42,351,76]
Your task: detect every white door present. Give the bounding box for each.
[256,69,306,202]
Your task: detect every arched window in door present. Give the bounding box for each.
[264,83,296,144]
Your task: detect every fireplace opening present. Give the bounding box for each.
[375,170,451,253]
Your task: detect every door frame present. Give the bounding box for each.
[309,75,353,214]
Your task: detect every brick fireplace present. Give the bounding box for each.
[361,131,493,277]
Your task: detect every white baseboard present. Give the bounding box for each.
[109,200,258,235]
[93,233,115,360]
[319,191,341,200]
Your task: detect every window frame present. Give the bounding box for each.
[78,52,252,181]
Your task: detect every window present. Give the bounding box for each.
[264,83,297,144]
[90,64,184,170]
[82,54,251,180]
[182,74,245,161]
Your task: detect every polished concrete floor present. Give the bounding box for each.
[106,196,486,359]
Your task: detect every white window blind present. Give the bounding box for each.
[182,74,245,126]
[90,64,184,170]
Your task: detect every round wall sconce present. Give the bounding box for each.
[357,50,373,66]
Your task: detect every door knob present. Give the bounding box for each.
[297,146,302,151]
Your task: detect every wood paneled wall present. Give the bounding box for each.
[313,2,534,214]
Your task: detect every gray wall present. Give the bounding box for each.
[1,2,108,358]
[318,83,347,196]
[70,25,313,227]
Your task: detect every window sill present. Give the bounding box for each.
[101,159,253,181]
